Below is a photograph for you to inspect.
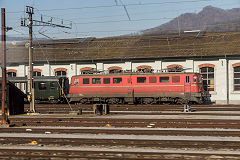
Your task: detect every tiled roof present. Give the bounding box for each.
[4,31,240,64]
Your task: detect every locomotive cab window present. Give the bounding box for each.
[83,78,89,84]
[103,78,110,84]
[193,76,201,83]
[149,77,156,83]
[74,79,79,85]
[92,78,101,84]
[159,77,169,83]
[113,78,122,84]
[39,82,47,90]
[137,77,146,83]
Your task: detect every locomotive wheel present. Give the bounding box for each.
[142,98,154,104]
[79,98,88,104]
[106,98,121,104]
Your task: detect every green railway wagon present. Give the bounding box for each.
[34,77,69,103]
[8,76,69,103]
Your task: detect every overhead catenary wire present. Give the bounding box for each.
[5,0,213,14]
[32,32,73,111]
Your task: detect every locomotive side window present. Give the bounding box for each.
[234,66,240,91]
[83,78,89,84]
[186,76,190,83]
[92,78,101,84]
[74,79,79,85]
[137,77,146,83]
[113,78,122,84]
[159,77,169,83]
[103,78,110,84]
[39,82,47,90]
[149,77,157,83]
[172,76,180,83]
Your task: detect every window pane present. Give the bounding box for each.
[172,76,180,83]
[92,78,101,84]
[200,67,207,73]
[159,77,169,83]
[202,74,207,79]
[62,71,66,75]
[103,78,110,84]
[50,82,55,90]
[234,79,240,84]
[83,78,89,84]
[39,82,47,90]
[208,73,214,79]
[137,77,146,83]
[208,85,214,91]
[234,73,240,78]
[149,77,156,83]
[234,66,240,72]
[74,79,79,85]
[234,85,240,91]
[113,78,122,84]
[208,67,214,72]
[186,76,190,83]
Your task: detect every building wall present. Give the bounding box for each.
[5,58,240,104]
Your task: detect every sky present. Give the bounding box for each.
[1,0,240,39]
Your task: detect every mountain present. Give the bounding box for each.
[142,6,240,35]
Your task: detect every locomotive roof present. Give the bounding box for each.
[3,31,240,65]
[72,72,201,77]
[6,76,68,82]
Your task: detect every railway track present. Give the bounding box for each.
[1,104,240,159]
[9,116,240,129]
[24,104,240,115]
[1,127,240,137]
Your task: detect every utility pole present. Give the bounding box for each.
[1,8,11,124]
[21,6,71,113]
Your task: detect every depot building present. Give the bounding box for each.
[2,31,240,104]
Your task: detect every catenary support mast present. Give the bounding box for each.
[1,8,9,124]
[21,6,71,113]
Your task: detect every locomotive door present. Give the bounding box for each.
[127,77,134,97]
[184,76,191,101]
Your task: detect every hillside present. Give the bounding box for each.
[142,6,240,35]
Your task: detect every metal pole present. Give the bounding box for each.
[27,7,35,113]
[1,8,9,124]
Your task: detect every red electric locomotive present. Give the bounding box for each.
[68,72,205,104]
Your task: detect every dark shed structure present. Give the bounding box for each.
[0,81,25,115]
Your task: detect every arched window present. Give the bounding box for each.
[108,66,123,74]
[55,71,66,76]
[136,65,153,73]
[33,71,41,76]
[233,64,240,91]
[54,68,67,77]
[199,64,215,91]
[7,72,16,77]
[7,69,17,77]
[80,67,95,74]
[33,69,42,77]
[167,64,183,72]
